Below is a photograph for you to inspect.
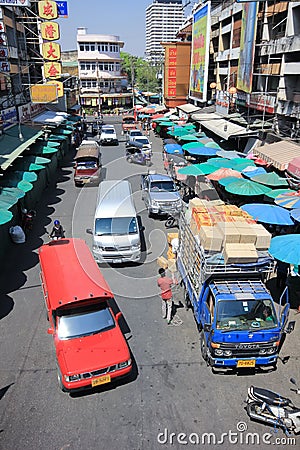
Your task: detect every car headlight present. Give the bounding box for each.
[259,349,267,355]
[118,359,131,369]
[65,374,81,382]
[267,348,276,354]
[132,244,140,250]
[215,349,224,356]
[152,200,159,207]
[224,350,232,357]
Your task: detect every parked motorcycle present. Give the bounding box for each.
[246,378,300,435]
[21,208,36,233]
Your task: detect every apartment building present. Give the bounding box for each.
[145,0,184,63]
[77,28,131,112]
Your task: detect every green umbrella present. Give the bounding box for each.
[183,123,196,130]
[1,187,25,199]
[55,129,73,135]
[29,146,58,156]
[194,132,207,138]
[168,128,189,137]
[265,188,295,200]
[251,172,288,187]
[34,140,60,148]
[206,157,233,169]
[182,142,206,150]
[11,161,45,172]
[0,179,33,193]
[218,176,242,187]
[178,134,199,142]
[225,179,272,196]
[205,142,222,149]
[16,180,33,192]
[230,157,255,167]
[0,194,17,208]
[193,163,219,175]
[158,121,175,127]
[10,171,38,183]
[177,164,207,176]
[0,209,13,225]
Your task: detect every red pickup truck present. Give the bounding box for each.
[122,115,137,133]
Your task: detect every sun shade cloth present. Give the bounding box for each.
[254,141,300,171]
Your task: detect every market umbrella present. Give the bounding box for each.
[265,189,295,200]
[157,121,175,127]
[197,138,212,144]
[1,187,25,199]
[231,160,257,171]
[164,144,183,155]
[207,168,243,181]
[184,146,217,157]
[242,166,267,178]
[230,157,255,166]
[241,203,294,225]
[194,132,207,138]
[216,150,244,159]
[0,179,33,193]
[269,234,300,265]
[177,164,210,176]
[206,157,233,169]
[224,179,272,196]
[218,176,242,187]
[178,134,199,142]
[275,192,300,209]
[251,172,288,187]
[290,209,300,222]
[151,113,165,120]
[168,128,190,137]
[28,146,58,156]
[193,162,220,175]
[255,158,269,166]
[9,171,38,183]
[182,142,206,150]
[0,190,19,208]
[205,142,222,149]
[0,209,13,225]
[163,138,177,145]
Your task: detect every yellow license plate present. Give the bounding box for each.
[92,374,111,387]
[237,360,256,368]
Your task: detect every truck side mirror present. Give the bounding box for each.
[204,323,211,332]
[115,312,123,322]
[86,228,93,235]
[47,328,54,335]
[285,321,295,334]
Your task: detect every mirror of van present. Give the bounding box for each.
[47,328,54,335]
[115,312,123,322]
[86,228,93,235]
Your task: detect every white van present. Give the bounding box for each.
[87,180,141,263]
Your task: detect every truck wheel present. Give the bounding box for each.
[148,209,153,218]
[57,369,67,392]
[200,331,208,362]
[127,156,133,163]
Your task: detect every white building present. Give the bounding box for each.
[145,0,184,63]
[77,28,130,112]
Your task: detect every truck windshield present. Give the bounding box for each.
[57,305,115,340]
[77,160,98,169]
[103,129,115,135]
[216,299,277,331]
[123,118,135,124]
[150,181,176,192]
[95,217,138,236]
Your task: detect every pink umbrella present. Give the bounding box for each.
[207,168,243,181]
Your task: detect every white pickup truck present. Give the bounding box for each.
[141,173,182,218]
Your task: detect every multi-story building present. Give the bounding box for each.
[145,0,184,63]
[77,28,130,112]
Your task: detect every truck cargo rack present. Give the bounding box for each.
[178,215,275,295]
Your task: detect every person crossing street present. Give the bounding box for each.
[157,268,176,324]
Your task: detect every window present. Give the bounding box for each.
[79,44,84,51]
[90,44,95,51]
[86,63,90,70]
[206,294,215,322]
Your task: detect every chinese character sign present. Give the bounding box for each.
[38,0,58,19]
[42,42,61,60]
[190,2,211,102]
[40,21,60,41]
[166,46,177,97]
[44,61,61,79]
[46,80,63,97]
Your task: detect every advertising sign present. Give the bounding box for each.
[40,21,60,41]
[0,60,9,72]
[0,106,17,128]
[30,84,58,103]
[0,1,31,5]
[55,1,68,18]
[165,46,177,97]
[38,0,58,20]
[215,91,229,116]
[189,2,211,102]
[237,2,258,93]
[44,61,61,79]
[42,42,61,60]
[46,80,63,97]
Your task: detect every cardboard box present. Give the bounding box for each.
[168,258,177,273]
[199,226,223,252]
[167,232,179,245]
[216,222,241,244]
[223,243,258,264]
[157,256,168,269]
[167,248,176,259]
[251,224,272,250]
[235,225,257,244]
[189,198,208,210]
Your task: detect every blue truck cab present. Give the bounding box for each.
[177,215,294,371]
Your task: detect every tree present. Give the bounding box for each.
[120,52,160,93]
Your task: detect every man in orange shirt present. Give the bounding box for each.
[157,268,175,324]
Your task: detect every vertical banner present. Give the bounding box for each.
[237,2,258,93]
[165,47,177,97]
[189,2,211,102]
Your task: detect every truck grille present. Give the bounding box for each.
[216,341,277,358]
[103,246,131,251]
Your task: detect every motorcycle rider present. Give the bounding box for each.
[49,220,65,240]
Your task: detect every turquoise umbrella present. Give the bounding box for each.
[177,164,208,176]
[205,142,222,149]
[0,179,33,193]
[10,171,38,183]
[224,179,272,196]
[251,172,288,187]
[218,176,242,187]
[28,146,58,156]
[48,135,67,141]
[178,134,199,142]
[0,209,13,225]
[11,161,45,172]
[206,157,233,169]
[182,142,205,150]
[194,162,220,175]
[198,138,213,144]
[0,191,19,208]
[269,235,300,265]
[1,187,25,199]
[168,128,189,137]
[265,189,295,200]
[55,129,73,135]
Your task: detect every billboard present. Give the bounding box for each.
[189,2,211,103]
[237,2,258,93]
[30,84,58,104]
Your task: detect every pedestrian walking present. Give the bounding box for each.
[157,268,175,324]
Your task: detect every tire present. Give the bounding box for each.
[148,209,153,218]
[165,217,175,228]
[57,369,67,392]
[200,330,208,362]
[127,157,133,164]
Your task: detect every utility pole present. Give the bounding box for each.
[131,58,135,109]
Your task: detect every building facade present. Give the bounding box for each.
[145,0,184,63]
[77,28,130,112]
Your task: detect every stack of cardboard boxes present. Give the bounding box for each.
[157,232,179,273]
[186,198,271,264]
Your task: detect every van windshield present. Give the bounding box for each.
[57,304,115,340]
[216,299,277,332]
[95,217,138,236]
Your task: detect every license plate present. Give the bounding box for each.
[237,360,256,368]
[92,374,111,387]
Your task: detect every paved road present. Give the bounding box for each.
[0,116,299,450]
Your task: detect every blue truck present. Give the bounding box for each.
[177,215,294,371]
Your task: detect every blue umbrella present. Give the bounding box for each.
[242,166,267,178]
[290,209,300,222]
[164,144,183,155]
[185,147,217,156]
[241,203,294,225]
[275,193,300,209]
[269,234,300,265]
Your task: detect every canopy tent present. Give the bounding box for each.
[192,112,257,140]
[32,110,69,126]
[241,203,294,225]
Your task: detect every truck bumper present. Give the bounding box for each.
[209,355,278,368]
[149,207,180,216]
[93,249,141,264]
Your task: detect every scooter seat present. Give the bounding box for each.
[249,386,290,406]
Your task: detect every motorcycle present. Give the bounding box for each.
[21,209,36,233]
[125,141,151,166]
[246,378,300,435]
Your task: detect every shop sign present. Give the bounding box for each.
[55,1,68,18]
[0,60,9,72]
[40,21,60,41]
[0,106,17,128]
[38,0,58,20]
[44,61,61,79]
[30,84,58,103]
[0,47,8,58]
[0,1,31,5]
[248,93,275,114]
[46,80,63,97]
[0,21,4,33]
[42,42,61,60]
[18,102,45,122]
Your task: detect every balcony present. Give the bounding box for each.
[216,49,230,62]
[284,62,300,75]
[259,35,300,56]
